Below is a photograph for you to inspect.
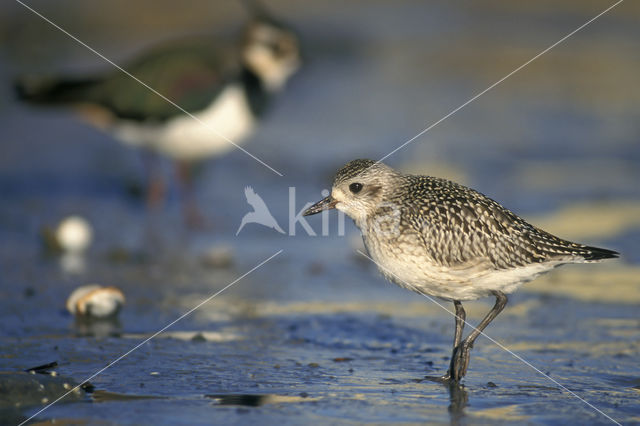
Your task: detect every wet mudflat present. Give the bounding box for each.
[1,250,639,424]
[1,1,640,424]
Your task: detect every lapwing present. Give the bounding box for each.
[16,2,301,225]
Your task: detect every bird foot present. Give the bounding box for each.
[423,374,455,384]
[450,343,472,382]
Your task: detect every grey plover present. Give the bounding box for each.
[16,3,300,224]
[303,159,618,382]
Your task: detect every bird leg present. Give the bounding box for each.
[451,291,508,382]
[175,161,205,228]
[441,300,465,381]
[144,151,166,209]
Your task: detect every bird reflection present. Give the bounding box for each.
[446,382,468,426]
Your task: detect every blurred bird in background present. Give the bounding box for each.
[15,0,301,226]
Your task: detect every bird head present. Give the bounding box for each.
[240,5,301,92]
[304,159,399,222]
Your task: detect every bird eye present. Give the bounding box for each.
[267,41,282,55]
[349,183,363,194]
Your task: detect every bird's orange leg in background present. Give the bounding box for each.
[175,160,206,228]
[143,151,166,210]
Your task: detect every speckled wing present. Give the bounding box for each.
[395,175,616,270]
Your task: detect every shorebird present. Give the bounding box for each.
[16,2,300,225]
[303,159,619,382]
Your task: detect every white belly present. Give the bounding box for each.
[113,84,256,161]
[362,233,559,301]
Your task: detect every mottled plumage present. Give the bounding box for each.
[327,159,617,299]
[304,158,618,382]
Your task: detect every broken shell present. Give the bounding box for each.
[66,285,125,318]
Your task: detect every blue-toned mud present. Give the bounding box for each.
[1,1,639,424]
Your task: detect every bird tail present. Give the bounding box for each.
[580,245,619,262]
[14,76,98,105]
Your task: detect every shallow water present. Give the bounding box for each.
[1,1,639,424]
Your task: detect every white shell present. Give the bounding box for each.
[66,284,125,318]
[56,216,93,253]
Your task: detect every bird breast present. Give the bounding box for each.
[114,84,256,161]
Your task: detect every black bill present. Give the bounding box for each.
[303,196,338,216]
